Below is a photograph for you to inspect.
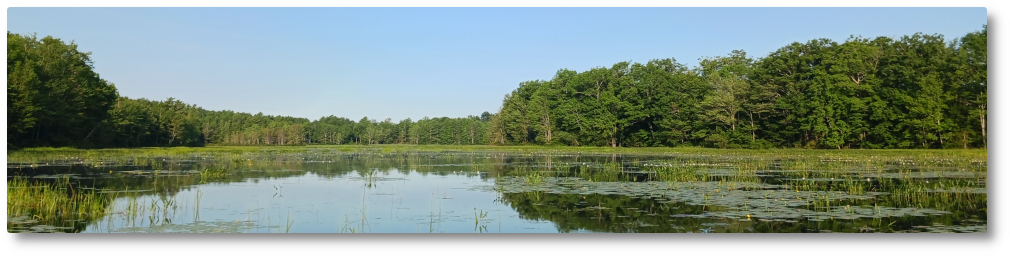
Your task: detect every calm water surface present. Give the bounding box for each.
[7,150,987,233]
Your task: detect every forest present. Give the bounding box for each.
[6,26,986,149]
[489,27,987,149]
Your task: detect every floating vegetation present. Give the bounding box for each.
[112,220,264,233]
[6,216,77,233]
[7,146,986,233]
[492,177,951,221]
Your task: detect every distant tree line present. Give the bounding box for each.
[7,32,490,149]
[488,26,987,149]
[8,27,986,149]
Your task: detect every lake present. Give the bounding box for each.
[6,146,987,233]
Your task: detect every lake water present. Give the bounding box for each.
[7,149,987,233]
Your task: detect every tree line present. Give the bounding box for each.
[7,32,491,149]
[488,26,987,149]
[8,27,986,149]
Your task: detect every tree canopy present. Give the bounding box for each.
[489,27,987,149]
[7,27,987,149]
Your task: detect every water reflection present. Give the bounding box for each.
[7,150,987,233]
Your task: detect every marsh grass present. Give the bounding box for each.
[474,208,489,233]
[199,168,232,181]
[7,177,110,231]
[652,166,710,182]
[9,145,985,168]
[7,145,986,233]
[285,211,294,233]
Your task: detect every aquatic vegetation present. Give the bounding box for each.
[199,168,231,180]
[6,145,986,233]
[7,177,110,233]
[474,208,489,233]
[285,211,294,233]
[111,220,262,233]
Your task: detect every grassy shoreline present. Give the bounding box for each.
[6,144,987,233]
[7,145,986,175]
[7,144,986,164]
[7,144,989,154]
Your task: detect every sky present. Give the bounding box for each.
[6,7,988,122]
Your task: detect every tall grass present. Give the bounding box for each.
[199,168,232,180]
[7,177,110,223]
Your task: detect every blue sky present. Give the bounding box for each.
[7,8,987,122]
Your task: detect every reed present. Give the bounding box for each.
[199,168,232,180]
[7,177,110,224]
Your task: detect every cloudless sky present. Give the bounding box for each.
[7,8,987,122]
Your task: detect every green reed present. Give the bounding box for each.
[7,177,110,223]
[199,168,232,180]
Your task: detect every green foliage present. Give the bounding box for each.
[8,26,987,150]
[7,32,118,148]
[8,32,494,149]
[106,97,203,147]
[7,177,110,230]
[199,168,232,180]
[490,26,987,149]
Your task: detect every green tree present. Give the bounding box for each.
[698,50,753,147]
[952,26,987,148]
[7,32,118,148]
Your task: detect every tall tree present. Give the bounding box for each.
[952,26,987,148]
[697,50,753,147]
[7,32,118,148]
